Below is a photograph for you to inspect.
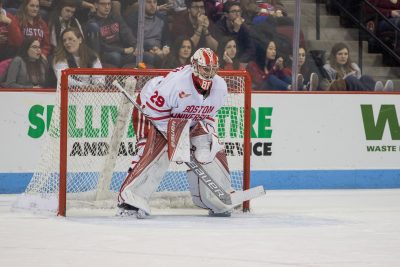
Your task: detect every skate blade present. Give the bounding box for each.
[208,210,232,217]
[116,208,148,219]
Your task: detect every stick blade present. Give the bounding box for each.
[231,186,266,206]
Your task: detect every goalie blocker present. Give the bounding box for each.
[119,118,237,215]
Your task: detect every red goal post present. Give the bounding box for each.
[51,68,251,216]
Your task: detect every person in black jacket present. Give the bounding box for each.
[213,1,256,63]
[125,0,171,68]
[85,0,137,67]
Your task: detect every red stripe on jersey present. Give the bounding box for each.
[146,101,172,113]
[132,96,151,140]
[138,113,145,139]
[150,114,171,121]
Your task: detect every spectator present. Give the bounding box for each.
[217,37,245,70]
[246,40,293,90]
[38,0,55,21]
[365,0,400,53]
[321,42,393,91]
[53,27,104,86]
[203,0,222,23]
[48,0,83,50]
[0,0,23,61]
[85,0,137,67]
[125,0,171,68]
[111,0,133,17]
[2,0,23,12]
[240,0,287,22]
[214,1,255,63]
[73,1,96,25]
[296,46,319,91]
[161,35,193,68]
[367,0,400,29]
[2,37,49,88]
[15,0,51,57]
[169,0,218,51]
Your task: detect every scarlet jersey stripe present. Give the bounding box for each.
[150,114,171,121]
[138,113,145,139]
[146,101,172,113]
[132,96,151,140]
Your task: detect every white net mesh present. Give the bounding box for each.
[14,69,249,214]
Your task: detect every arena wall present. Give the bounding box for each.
[0,90,399,193]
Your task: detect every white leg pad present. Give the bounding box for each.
[187,152,235,213]
[119,125,170,215]
[120,149,170,215]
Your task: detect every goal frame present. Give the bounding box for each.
[59,68,252,216]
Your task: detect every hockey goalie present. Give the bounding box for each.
[117,48,256,218]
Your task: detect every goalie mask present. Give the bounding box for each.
[191,48,219,91]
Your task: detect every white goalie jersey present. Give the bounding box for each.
[137,65,228,136]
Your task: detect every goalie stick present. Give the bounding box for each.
[112,79,265,207]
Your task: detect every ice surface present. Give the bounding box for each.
[1,189,400,267]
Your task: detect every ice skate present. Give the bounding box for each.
[208,210,232,217]
[117,203,148,219]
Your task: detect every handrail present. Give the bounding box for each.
[363,0,400,34]
[316,0,400,66]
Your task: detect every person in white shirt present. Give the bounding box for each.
[52,27,104,87]
[118,48,235,218]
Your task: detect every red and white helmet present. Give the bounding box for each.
[191,48,219,91]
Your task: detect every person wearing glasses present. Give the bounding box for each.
[1,37,49,88]
[169,0,218,51]
[214,1,255,63]
[85,0,137,67]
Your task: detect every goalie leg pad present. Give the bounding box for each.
[187,151,235,213]
[119,125,169,214]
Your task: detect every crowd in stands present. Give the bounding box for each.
[0,0,395,90]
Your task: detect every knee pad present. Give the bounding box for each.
[187,152,234,213]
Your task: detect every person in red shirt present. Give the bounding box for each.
[15,0,50,57]
[0,0,23,61]
[246,40,293,90]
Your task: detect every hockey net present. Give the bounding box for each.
[14,68,252,216]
